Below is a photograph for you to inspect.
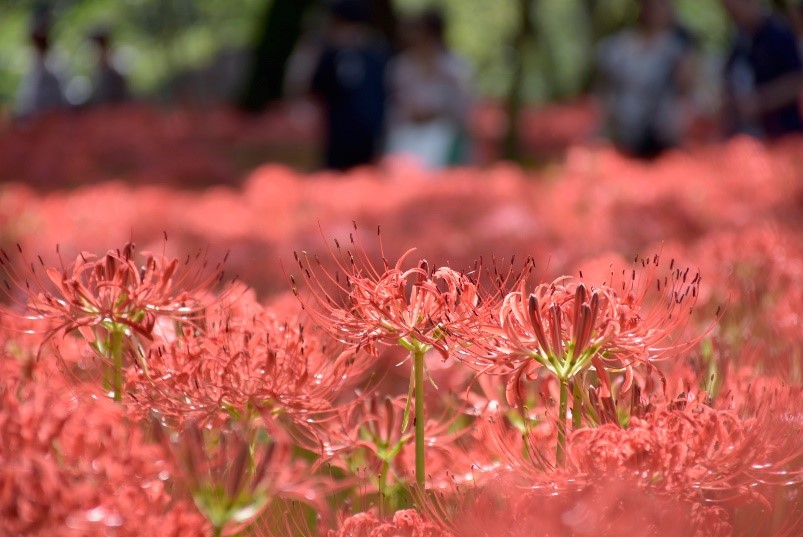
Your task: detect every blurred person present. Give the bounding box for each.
[88,26,129,106]
[721,0,803,139]
[14,9,67,119]
[310,0,390,171]
[594,0,695,158]
[385,9,472,169]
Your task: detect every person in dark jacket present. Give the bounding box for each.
[722,0,803,139]
[311,0,390,171]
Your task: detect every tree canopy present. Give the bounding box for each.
[0,0,748,107]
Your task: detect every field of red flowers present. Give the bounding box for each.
[0,101,595,188]
[1,116,802,536]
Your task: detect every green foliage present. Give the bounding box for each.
[0,0,737,107]
[0,8,29,105]
[0,0,264,105]
[402,0,733,100]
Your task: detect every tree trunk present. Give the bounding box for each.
[502,0,535,161]
[238,0,316,112]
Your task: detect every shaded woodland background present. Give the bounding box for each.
[0,0,776,107]
[1,0,800,169]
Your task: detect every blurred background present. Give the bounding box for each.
[0,0,800,185]
[0,0,732,103]
[0,0,800,318]
[0,0,738,106]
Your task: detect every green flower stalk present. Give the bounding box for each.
[292,226,484,491]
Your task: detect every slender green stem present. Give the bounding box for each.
[109,328,125,402]
[378,458,390,515]
[572,379,583,430]
[212,525,223,537]
[413,349,426,489]
[556,377,569,467]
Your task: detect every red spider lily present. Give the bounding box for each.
[2,242,224,342]
[0,375,207,536]
[688,226,803,356]
[569,401,750,496]
[423,471,728,537]
[2,124,803,535]
[477,254,708,466]
[732,386,803,490]
[448,377,803,534]
[567,389,803,534]
[127,296,367,449]
[291,224,495,489]
[489,254,705,388]
[155,414,327,537]
[470,400,558,477]
[290,224,486,359]
[329,509,452,537]
[0,241,228,401]
[0,305,64,383]
[456,371,656,480]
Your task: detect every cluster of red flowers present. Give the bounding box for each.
[1,131,802,535]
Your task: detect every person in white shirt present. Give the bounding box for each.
[385,9,473,169]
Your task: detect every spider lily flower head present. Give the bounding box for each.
[569,401,749,497]
[128,299,367,446]
[489,254,708,393]
[155,414,320,534]
[569,386,803,529]
[1,241,228,347]
[0,375,206,535]
[293,236,483,360]
[329,509,452,537]
[0,241,231,400]
[731,384,803,491]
